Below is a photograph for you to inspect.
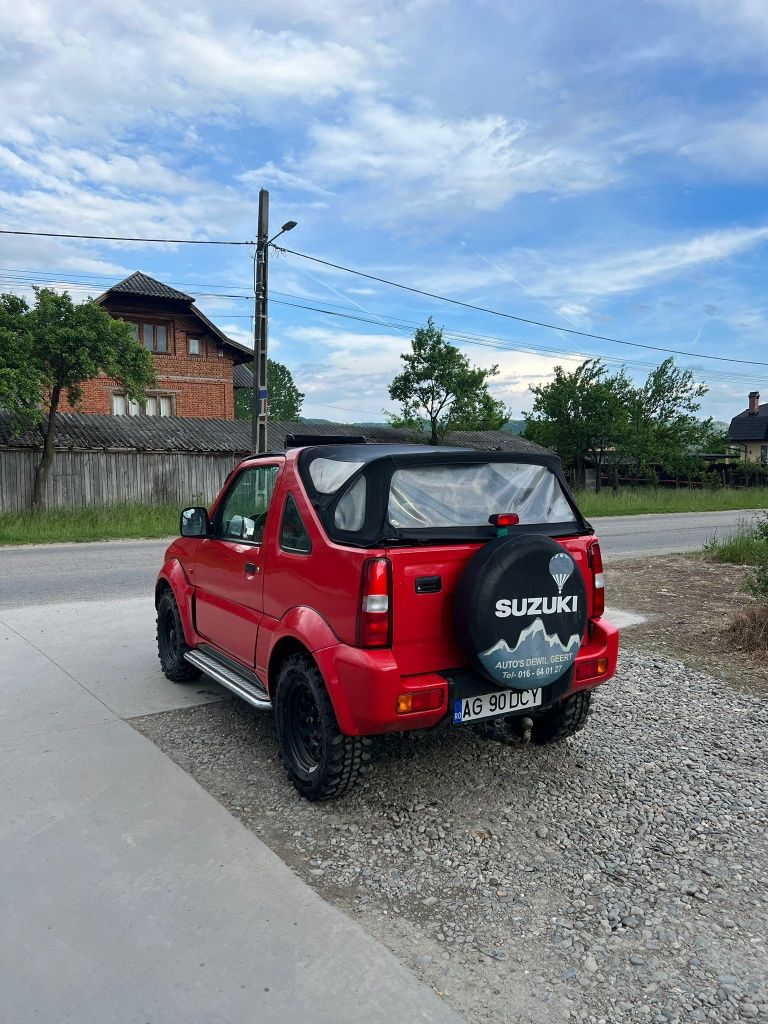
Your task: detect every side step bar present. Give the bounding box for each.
[184,650,272,711]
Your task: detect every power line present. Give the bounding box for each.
[0,266,763,388]
[0,229,253,245]
[267,297,764,389]
[274,244,768,369]
[3,231,766,368]
[0,268,761,387]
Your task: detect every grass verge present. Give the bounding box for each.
[0,503,179,545]
[703,511,768,601]
[703,514,768,567]
[577,486,768,517]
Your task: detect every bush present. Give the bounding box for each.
[744,560,768,600]
[734,512,768,598]
[726,604,768,653]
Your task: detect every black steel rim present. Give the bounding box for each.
[160,605,178,665]
[285,679,323,774]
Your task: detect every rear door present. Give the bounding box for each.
[193,462,281,666]
[387,543,481,675]
[388,534,595,676]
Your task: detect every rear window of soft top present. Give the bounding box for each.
[387,462,575,528]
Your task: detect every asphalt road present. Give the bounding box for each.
[0,508,760,608]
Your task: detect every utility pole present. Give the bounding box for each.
[252,188,269,453]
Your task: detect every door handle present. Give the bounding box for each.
[244,562,258,574]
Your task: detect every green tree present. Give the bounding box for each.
[387,318,508,444]
[235,358,304,421]
[623,358,709,482]
[523,356,711,490]
[0,293,38,418]
[524,360,630,491]
[0,288,156,509]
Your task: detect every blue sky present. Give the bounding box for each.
[1,0,767,423]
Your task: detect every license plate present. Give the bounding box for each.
[453,688,543,724]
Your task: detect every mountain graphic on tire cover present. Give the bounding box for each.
[478,618,582,687]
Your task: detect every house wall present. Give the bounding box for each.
[75,296,237,419]
[742,441,768,463]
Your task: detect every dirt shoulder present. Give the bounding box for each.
[608,554,768,698]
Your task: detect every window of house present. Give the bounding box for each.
[762,445,768,466]
[280,494,312,553]
[126,322,169,353]
[112,392,175,417]
[188,337,201,356]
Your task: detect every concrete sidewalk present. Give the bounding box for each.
[0,598,462,1024]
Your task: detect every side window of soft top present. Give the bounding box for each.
[280,494,312,553]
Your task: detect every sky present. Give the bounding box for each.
[1,0,767,424]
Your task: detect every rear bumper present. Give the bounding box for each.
[314,617,620,737]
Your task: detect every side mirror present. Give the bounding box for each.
[180,506,209,537]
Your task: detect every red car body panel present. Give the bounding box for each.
[156,448,619,737]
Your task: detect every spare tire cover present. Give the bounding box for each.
[454,534,587,690]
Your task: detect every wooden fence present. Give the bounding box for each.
[0,448,246,512]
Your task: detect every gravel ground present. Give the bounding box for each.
[132,652,768,1024]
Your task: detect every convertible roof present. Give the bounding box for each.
[296,442,563,472]
[294,442,580,547]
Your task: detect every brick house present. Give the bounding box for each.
[76,271,251,419]
[728,391,768,463]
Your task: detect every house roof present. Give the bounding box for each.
[728,402,768,443]
[95,271,252,364]
[0,412,548,457]
[233,363,254,389]
[100,271,194,302]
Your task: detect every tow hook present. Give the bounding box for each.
[519,716,533,746]
[479,715,534,747]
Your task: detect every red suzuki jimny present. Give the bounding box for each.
[155,437,618,800]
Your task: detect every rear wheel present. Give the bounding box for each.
[530,690,592,744]
[156,589,199,683]
[274,654,372,801]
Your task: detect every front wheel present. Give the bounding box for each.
[530,690,592,744]
[156,589,199,683]
[274,654,372,801]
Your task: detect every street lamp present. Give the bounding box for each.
[252,193,297,453]
[269,220,297,244]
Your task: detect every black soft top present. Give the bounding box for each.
[297,443,590,547]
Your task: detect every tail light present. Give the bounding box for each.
[357,557,392,648]
[588,540,605,618]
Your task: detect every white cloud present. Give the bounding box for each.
[677,99,768,176]
[0,1,386,150]
[540,225,768,299]
[668,0,768,46]
[289,100,619,216]
[238,162,335,198]
[412,224,768,305]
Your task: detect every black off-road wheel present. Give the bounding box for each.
[530,690,592,745]
[274,654,372,801]
[156,589,199,683]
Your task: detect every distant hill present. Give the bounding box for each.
[300,417,528,434]
[502,420,526,435]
